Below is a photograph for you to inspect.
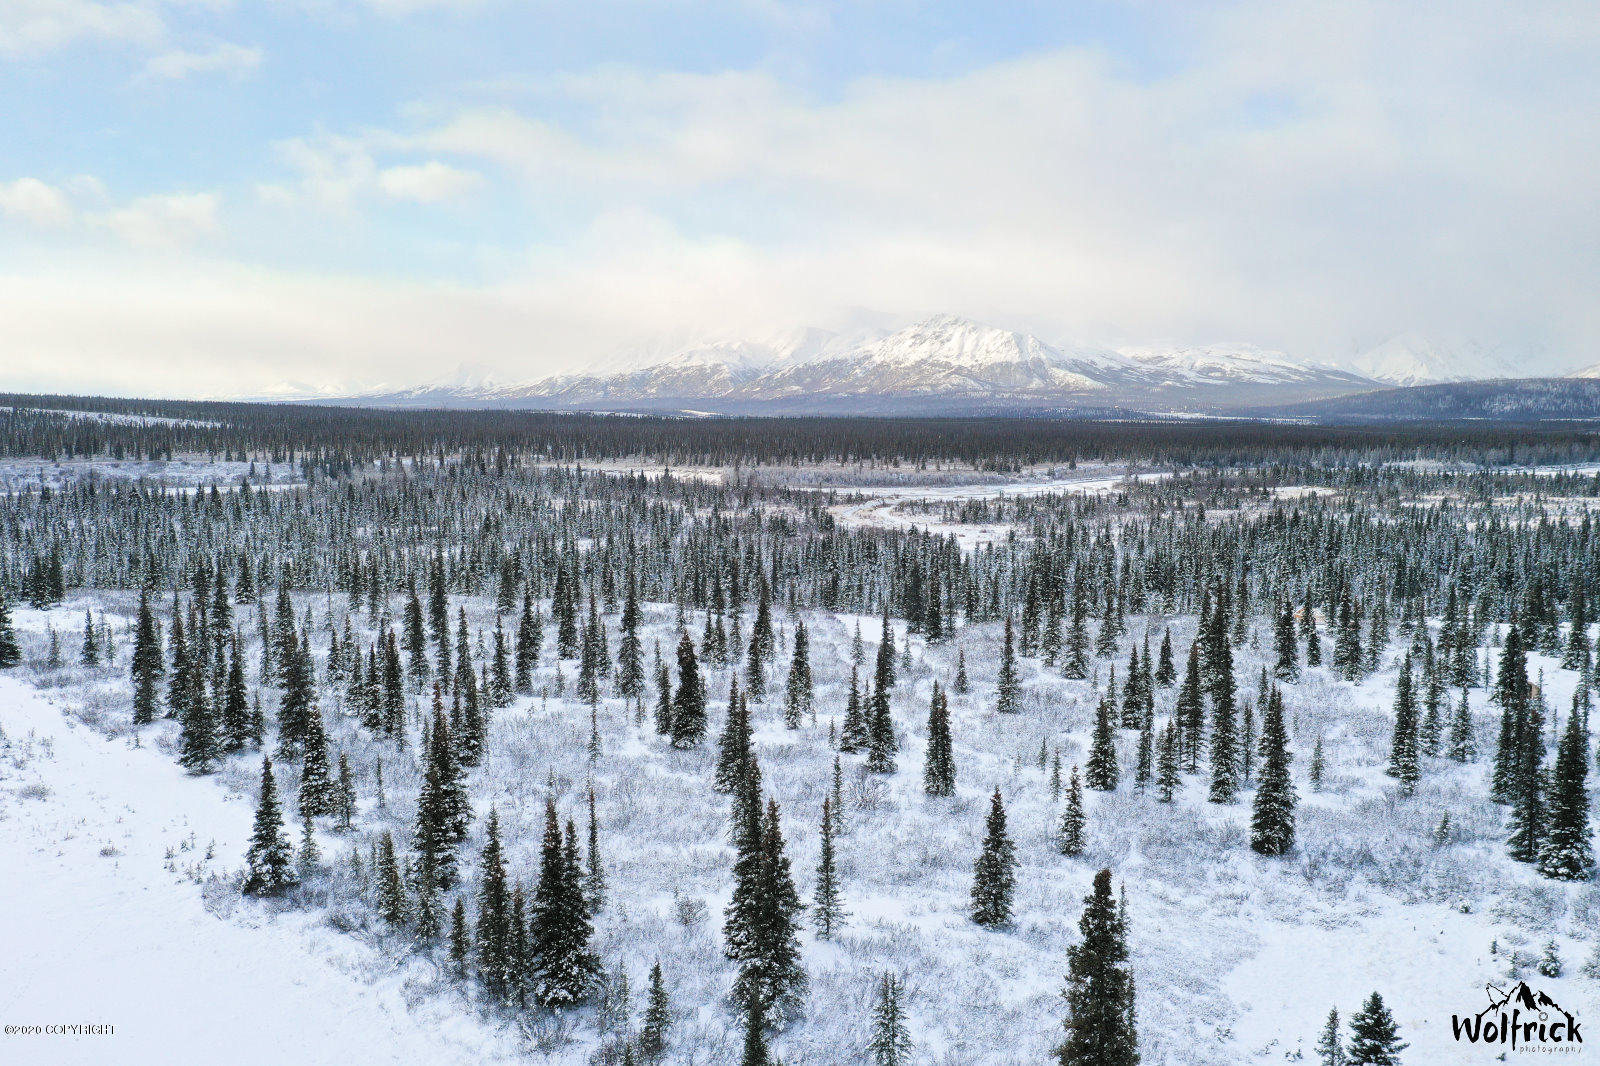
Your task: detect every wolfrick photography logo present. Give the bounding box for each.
[1452,981,1583,1054]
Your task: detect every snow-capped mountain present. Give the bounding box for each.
[347,315,1383,414]
[1348,333,1527,386]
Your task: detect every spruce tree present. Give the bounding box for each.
[923,682,955,796]
[1386,656,1420,794]
[1056,868,1138,1066]
[530,799,599,1006]
[298,707,336,819]
[715,678,753,793]
[1155,723,1181,803]
[242,755,298,896]
[996,615,1022,714]
[221,640,251,752]
[868,972,912,1066]
[783,622,812,728]
[1154,628,1175,687]
[1250,687,1297,855]
[1447,688,1476,762]
[812,796,846,938]
[449,899,471,979]
[1538,706,1592,880]
[476,808,514,1001]
[639,960,671,1061]
[970,789,1016,928]
[131,588,162,722]
[375,831,408,927]
[416,701,464,888]
[178,681,219,774]
[1086,692,1119,791]
[1346,992,1405,1066]
[865,676,897,774]
[1058,766,1086,856]
[839,667,868,752]
[1176,642,1204,772]
[1274,599,1300,680]
[954,649,971,694]
[729,799,807,1017]
[1316,1008,1345,1066]
[670,632,707,748]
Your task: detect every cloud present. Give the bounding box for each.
[143,41,261,80]
[377,161,483,203]
[0,0,163,56]
[88,191,220,246]
[0,178,76,227]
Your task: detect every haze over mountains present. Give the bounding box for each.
[326,315,1586,418]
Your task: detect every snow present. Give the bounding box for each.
[1349,333,1529,387]
[0,458,306,494]
[0,675,520,1066]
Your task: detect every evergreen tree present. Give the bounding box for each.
[131,588,162,722]
[530,799,599,1006]
[1386,656,1420,793]
[1346,992,1406,1066]
[865,675,897,774]
[729,799,807,1018]
[1085,692,1120,791]
[1274,599,1300,680]
[954,649,971,694]
[1056,868,1139,1066]
[1153,628,1175,687]
[476,809,514,1001]
[1155,723,1181,803]
[221,640,251,752]
[670,632,707,748]
[416,701,465,888]
[585,786,607,912]
[868,972,913,1066]
[298,707,336,818]
[839,667,868,753]
[715,678,752,793]
[1058,766,1086,856]
[449,899,471,979]
[1316,1008,1345,1066]
[639,960,671,1061]
[970,789,1016,928]
[242,755,298,896]
[922,682,956,796]
[812,796,846,939]
[1250,687,1297,855]
[783,622,813,728]
[1538,706,1592,880]
[739,994,771,1066]
[996,615,1022,714]
[375,831,408,927]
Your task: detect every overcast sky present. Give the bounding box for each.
[1,0,1596,397]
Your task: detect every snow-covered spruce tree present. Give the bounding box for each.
[812,796,845,939]
[1274,598,1300,680]
[298,707,336,819]
[1058,766,1086,856]
[177,676,220,774]
[670,631,707,748]
[1085,693,1120,792]
[617,574,644,700]
[728,799,806,1018]
[1316,1007,1345,1066]
[715,678,752,793]
[530,798,599,1007]
[584,787,606,913]
[516,592,541,695]
[739,993,771,1066]
[1345,992,1406,1065]
[415,700,465,888]
[1155,722,1181,803]
[1538,706,1592,880]
[1447,688,1476,762]
[448,899,470,979]
[1176,642,1204,772]
[476,808,514,1002]
[953,649,971,693]
[970,789,1016,928]
[1386,655,1420,794]
[868,972,912,1066]
[221,641,252,752]
[996,615,1022,714]
[130,588,162,722]
[375,831,408,928]
[839,667,868,753]
[1250,686,1296,855]
[1056,868,1138,1066]
[242,755,298,896]
[922,682,955,796]
[864,677,897,774]
[1506,695,1547,865]
[638,959,671,1061]
[783,621,812,728]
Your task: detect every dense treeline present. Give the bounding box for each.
[6,392,1600,468]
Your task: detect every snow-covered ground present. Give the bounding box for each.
[0,675,520,1066]
[0,458,304,494]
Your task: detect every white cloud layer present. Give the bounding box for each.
[2,0,1598,395]
[143,41,261,80]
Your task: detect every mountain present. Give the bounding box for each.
[1257,377,1600,421]
[345,316,1381,415]
[1348,333,1529,386]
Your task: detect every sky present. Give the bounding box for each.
[0,0,1596,398]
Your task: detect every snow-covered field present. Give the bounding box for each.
[0,457,304,494]
[4,583,1596,1064]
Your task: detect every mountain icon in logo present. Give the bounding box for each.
[1454,981,1582,1049]
[1480,981,1569,1022]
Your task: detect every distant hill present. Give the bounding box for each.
[1257,378,1600,422]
